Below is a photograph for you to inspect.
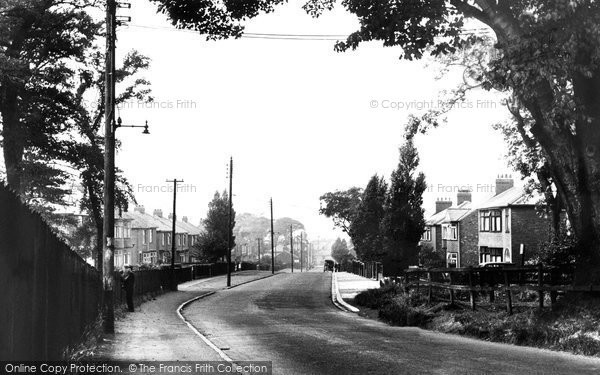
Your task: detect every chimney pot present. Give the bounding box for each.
[182,216,188,223]
[457,189,472,205]
[134,205,145,214]
[153,209,163,218]
[495,175,515,196]
[435,198,453,214]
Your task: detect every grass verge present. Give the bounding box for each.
[353,286,600,357]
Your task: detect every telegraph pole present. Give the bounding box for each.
[290,225,294,273]
[270,198,275,274]
[101,0,117,334]
[166,179,182,291]
[227,157,233,287]
[257,238,261,269]
[300,232,303,272]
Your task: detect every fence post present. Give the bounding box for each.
[468,269,475,311]
[427,271,432,304]
[550,268,557,306]
[489,270,495,303]
[448,272,455,305]
[504,270,513,315]
[538,263,544,309]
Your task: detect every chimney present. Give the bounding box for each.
[457,189,472,206]
[435,198,452,214]
[182,216,188,223]
[153,209,163,218]
[495,174,514,196]
[168,213,173,220]
[134,205,145,214]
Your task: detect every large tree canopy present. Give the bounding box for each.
[151,0,600,283]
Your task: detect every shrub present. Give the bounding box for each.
[378,299,432,327]
[354,283,402,309]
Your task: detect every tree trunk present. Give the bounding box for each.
[0,85,24,191]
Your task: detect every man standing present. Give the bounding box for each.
[121,265,135,312]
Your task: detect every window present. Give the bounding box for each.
[143,252,158,264]
[148,230,153,243]
[447,253,458,268]
[161,233,165,246]
[124,226,131,238]
[183,235,187,246]
[421,227,432,241]
[167,233,171,245]
[177,235,181,246]
[504,209,510,233]
[479,247,503,264]
[480,210,502,232]
[123,251,130,265]
[442,224,458,240]
[142,230,147,245]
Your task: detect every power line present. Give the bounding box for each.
[126,23,493,40]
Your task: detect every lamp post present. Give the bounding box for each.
[102,115,149,334]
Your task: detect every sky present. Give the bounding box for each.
[98,0,513,242]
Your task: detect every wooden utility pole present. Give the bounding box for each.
[257,238,261,267]
[290,225,294,273]
[167,179,182,290]
[300,232,303,272]
[101,0,117,334]
[270,198,274,274]
[227,157,233,287]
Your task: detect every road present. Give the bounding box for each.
[182,271,600,375]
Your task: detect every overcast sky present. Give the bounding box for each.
[106,0,513,242]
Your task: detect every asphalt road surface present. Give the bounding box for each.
[182,271,600,375]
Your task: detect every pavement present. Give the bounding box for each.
[334,271,380,300]
[90,270,275,361]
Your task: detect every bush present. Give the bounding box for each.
[354,283,401,309]
[378,300,432,327]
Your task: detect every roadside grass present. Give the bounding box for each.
[353,286,600,356]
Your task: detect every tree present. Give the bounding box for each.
[380,139,427,275]
[151,0,600,285]
[331,237,353,268]
[63,49,151,268]
[0,0,101,191]
[350,175,387,262]
[191,191,236,263]
[318,187,362,234]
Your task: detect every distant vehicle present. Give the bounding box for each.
[324,259,335,272]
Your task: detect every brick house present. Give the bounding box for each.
[477,176,551,265]
[420,198,453,253]
[123,206,166,266]
[441,198,478,268]
[178,216,204,262]
[113,216,134,268]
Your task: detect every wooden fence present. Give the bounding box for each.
[347,260,383,281]
[0,184,102,360]
[399,265,588,314]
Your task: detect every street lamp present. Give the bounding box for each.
[102,116,149,333]
[115,117,150,134]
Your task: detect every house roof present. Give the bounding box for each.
[122,211,173,231]
[178,220,204,235]
[442,201,475,223]
[426,209,447,226]
[153,215,188,234]
[426,201,470,225]
[478,186,539,209]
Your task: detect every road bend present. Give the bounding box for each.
[182,271,600,375]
